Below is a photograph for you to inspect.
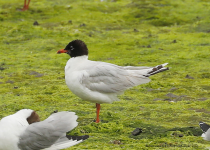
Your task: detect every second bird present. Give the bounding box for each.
[57,40,169,123]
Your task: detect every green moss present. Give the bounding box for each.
[0,0,210,149]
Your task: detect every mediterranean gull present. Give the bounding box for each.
[0,109,89,150]
[57,39,169,123]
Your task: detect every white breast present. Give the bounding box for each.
[64,56,119,104]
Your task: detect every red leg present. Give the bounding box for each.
[24,0,26,7]
[22,0,30,11]
[26,0,31,9]
[95,103,100,123]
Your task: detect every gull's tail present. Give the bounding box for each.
[143,63,169,77]
[199,121,210,141]
[199,121,210,133]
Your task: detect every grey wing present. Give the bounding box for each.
[81,62,150,93]
[18,122,58,150]
[18,112,78,150]
[123,66,152,70]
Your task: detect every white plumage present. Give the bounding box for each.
[0,109,89,150]
[57,39,169,123]
[65,55,168,104]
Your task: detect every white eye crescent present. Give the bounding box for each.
[70,46,74,51]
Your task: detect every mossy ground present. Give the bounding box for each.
[0,0,210,149]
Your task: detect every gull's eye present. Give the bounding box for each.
[70,46,74,51]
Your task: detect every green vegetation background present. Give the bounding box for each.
[0,0,210,149]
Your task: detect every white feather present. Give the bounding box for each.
[201,129,210,141]
[65,55,168,104]
[0,110,88,150]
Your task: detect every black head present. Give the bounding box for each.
[62,40,88,57]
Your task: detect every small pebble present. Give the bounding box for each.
[51,110,58,114]
[0,67,5,71]
[185,74,194,79]
[172,40,177,43]
[6,80,14,84]
[134,28,139,32]
[33,21,39,26]
[132,128,142,136]
[80,23,86,27]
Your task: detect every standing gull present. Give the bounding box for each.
[57,39,169,123]
[0,109,89,150]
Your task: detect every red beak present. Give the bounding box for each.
[57,49,68,54]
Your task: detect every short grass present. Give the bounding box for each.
[0,0,210,149]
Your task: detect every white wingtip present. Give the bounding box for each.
[162,63,168,67]
[46,135,89,150]
[53,140,85,149]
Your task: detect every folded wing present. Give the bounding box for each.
[18,111,78,150]
[81,62,152,94]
